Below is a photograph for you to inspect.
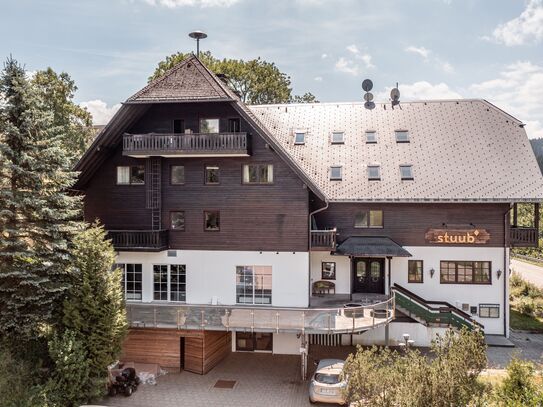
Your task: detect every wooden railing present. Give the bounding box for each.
[123,132,248,156]
[311,229,337,251]
[108,230,168,251]
[510,227,539,248]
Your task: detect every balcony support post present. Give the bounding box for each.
[513,203,518,227]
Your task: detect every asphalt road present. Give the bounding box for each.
[511,259,543,288]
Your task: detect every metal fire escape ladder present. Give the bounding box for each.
[146,157,162,230]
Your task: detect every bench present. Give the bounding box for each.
[312,280,336,295]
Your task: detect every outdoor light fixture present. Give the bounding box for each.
[430,268,435,278]
[399,333,415,350]
[497,269,502,280]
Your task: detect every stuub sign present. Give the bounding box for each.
[425,228,490,244]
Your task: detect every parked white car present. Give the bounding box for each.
[309,359,347,405]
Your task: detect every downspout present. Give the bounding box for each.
[504,205,513,338]
[308,199,329,307]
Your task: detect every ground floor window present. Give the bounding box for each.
[118,263,143,301]
[408,260,423,283]
[153,264,187,302]
[479,304,500,318]
[236,266,272,304]
[440,261,491,284]
[236,332,273,351]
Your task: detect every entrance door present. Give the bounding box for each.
[353,258,385,294]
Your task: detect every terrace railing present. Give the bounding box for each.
[123,132,248,156]
[125,296,395,334]
[108,230,168,251]
[311,229,337,251]
[509,227,539,248]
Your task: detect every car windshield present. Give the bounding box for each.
[315,373,341,384]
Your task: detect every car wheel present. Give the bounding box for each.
[124,386,133,397]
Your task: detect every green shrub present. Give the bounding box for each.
[493,357,543,406]
[0,348,34,407]
[517,298,536,316]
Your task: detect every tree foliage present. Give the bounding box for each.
[0,57,83,340]
[343,328,487,407]
[149,51,318,105]
[61,224,127,399]
[493,357,543,406]
[31,68,94,163]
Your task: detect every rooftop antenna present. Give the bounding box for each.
[188,31,207,58]
[390,82,400,108]
[362,79,375,110]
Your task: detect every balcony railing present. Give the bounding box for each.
[108,230,168,251]
[510,227,539,248]
[125,296,395,334]
[311,229,337,251]
[123,132,249,157]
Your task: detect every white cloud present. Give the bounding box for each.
[321,53,328,59]
[335,57,359,76]
[80,100,121,125]
[357,54,375,69]
[392,81,462,100]
[469,61,543,138]
[346,44,360,55]
[143,0,241,7]
[489,0,543,46]
[438,60,455,74]
[405,46,430,60]
[314,76,323,82]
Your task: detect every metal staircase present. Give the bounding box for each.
[146,157,162,230]
[390,284,483,331]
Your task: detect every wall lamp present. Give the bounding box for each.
[430,268,435,278]
[497,269,502,280]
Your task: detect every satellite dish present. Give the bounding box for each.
[362,79,373,92]
[364,101,375,110]
[364,92,374,102]
[390,87,400,101]
[189,31,208,40]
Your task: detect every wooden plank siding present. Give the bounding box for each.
[82,102,310,252]
[121,328,231,374]
[314,203,510,247]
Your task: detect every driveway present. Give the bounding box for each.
[103,353,315,407]
[511,258,543,288]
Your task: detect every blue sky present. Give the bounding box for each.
[2,0,543,137]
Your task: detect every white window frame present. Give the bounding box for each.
[118,263,143,301]
[400,165,414,180]
[200,118,220,133]
[236,266,272,305]
[479,304,500,318]
[395,130,410,143]
[365,131,377,143]
[330,166,342,180]
[331,131,345,144]
[152,264,187,302]
[242,164,274,184]
[153,264,168,301]
[367,165,381,180]
[294,132,306,145]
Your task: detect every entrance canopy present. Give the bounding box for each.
[336,236,412,257]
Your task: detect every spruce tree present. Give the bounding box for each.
[0,57,82,340]
[62,224,127,398]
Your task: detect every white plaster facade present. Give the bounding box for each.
[116,250,310,308]
[311,246,509,336]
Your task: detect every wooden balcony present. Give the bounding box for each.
[510,227,539,248]
[122,132,249,157]
[311,229,337,251]
[108,230,169,251]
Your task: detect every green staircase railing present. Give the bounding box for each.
[391,284,483,331]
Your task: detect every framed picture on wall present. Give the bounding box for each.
[322,262,336,280]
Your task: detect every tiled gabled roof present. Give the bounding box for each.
[249,100,543,202]
[126,55,232,103]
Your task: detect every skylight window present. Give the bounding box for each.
[365,131,377,143]
[367,165,381,181]
[294,132,306,145]
[330,166,342,180]
[331,132,345,144]
[400,165,414,180]
[395,130,410,143]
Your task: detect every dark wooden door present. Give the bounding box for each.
[179,337,185,371]
[353,258,385,294]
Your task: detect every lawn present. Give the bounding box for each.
[510,307,543,332]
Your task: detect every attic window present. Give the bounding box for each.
[294,132,306,145]
[400,165,414,180]
[367,165,381,181]
[365,131,377,143]
[330,166,342,180]
[331,132,345,144]
[395,130,410,143]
